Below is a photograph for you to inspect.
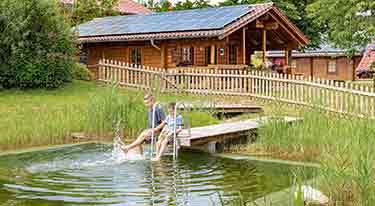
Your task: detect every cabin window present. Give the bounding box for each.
[79,51,88,65]
[173,46,194,67]
[328,59,337,73]
[219,48,225,56]
[229,45,237,64]
[182,47,193,64]
[130,48,142,65]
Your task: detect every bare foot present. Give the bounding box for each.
[121,146,130,154]
[151,157,160,161]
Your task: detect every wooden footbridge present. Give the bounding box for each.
[177,102,263,114]
[178,117,300,153]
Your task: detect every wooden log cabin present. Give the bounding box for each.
[266,43,363,81]
[75,3,309,75]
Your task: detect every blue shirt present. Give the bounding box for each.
[162,114,184,134]
[148,105,166,128]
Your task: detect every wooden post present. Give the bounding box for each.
[262,29,267,65]
[310,57,314,78]
[161,44,166,69]
[242,27,246,65]
[210,45,215,65]
[284,48,289,66]
[350,58,355,81]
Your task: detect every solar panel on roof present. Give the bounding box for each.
[76,4,255,37]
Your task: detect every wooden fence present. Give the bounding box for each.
[97,59,375,119]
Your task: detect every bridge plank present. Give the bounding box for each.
[178,117,299,147]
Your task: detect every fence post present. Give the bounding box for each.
[98,59,102,81]
[371,89,375,119]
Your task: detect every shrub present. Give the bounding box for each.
[72,63,94,81]
[0,0,77,89]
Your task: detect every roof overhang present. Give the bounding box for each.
[77,29,223,43]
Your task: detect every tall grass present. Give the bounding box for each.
[0,83,146,150]
[0,81,219,151]
[251,108,375,205]
[0,104,86,149]
[84,84,147,138]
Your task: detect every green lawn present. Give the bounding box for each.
[0,81,219,151]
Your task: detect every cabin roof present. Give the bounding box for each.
[76,3,309,45]
[77,4,256,36]
[61,0,152,15]
[115,0,152,15]
[266,43,363,58]
[356,40,375,72]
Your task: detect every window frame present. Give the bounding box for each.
[129,47,143,66]
[327,58,337,74]
[173,46,194,67]
[181,46,193,65]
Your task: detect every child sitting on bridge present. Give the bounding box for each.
[151,102,184,161]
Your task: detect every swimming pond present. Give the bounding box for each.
[0,143,315,206]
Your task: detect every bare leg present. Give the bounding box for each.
[122,129,151,153]
[152,139,169,161]
[154,140,162,156]
[132,145,143,155]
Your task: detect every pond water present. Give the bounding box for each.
[0,143,314,206]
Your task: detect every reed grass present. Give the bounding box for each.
[0,81,219,151]
[236,104,375,206]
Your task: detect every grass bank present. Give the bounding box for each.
[0,81,219,151]
[228,101,375,206]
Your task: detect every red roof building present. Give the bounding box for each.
[61,0,152,15]
[115,0,152,15]
[356,40,375,78]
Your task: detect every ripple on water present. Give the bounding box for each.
[0,143,315,206]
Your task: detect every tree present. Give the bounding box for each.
[69,0,120,26]
[0,0,77,89]
[308,0,375,53]
[194,0,211,9]
[147,0,210,12]
[174,0,211,10]
[217,0,322,48]
[153,0,173,12]
[175,0,195,10]
[144,0,159,10]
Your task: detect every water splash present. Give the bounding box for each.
[112,119,145,163]
[25,120,146,173]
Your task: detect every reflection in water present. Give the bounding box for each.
[0,143,315,206]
